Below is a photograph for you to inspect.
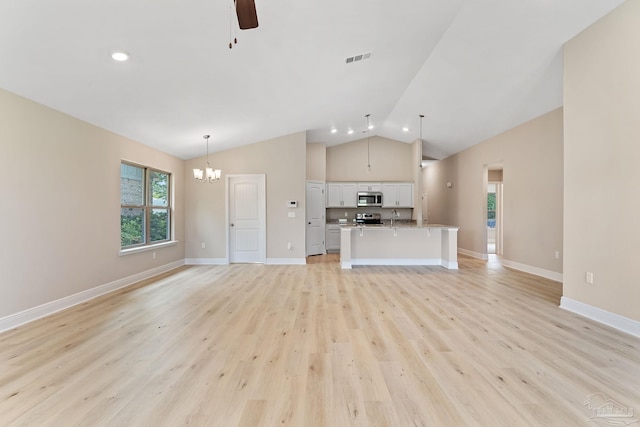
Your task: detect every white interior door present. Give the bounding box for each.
[306,181,325,256]
[228,175,265,263]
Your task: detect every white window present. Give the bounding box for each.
[120,162,171,248]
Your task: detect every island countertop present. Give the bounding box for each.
[339,222,459,270]
[329,220,459,230]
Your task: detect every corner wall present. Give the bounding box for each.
[326,136,413,181]
[306,143,326,182]
[563,0,640,322]
[424,108,563,276]
[184,132,307,262]
[0,88,185,320]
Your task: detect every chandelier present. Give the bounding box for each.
[193,135,221,182]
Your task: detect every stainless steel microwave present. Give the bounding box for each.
[357,191,383,207]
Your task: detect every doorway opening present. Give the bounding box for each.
[486,165,503,256]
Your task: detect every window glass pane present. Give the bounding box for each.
[487,191,496,228]
[150,208,170,242]
[121,208,145,247]
[150,170,169,207]
[121,164,144,205]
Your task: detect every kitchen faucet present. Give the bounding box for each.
[390,209,398,226]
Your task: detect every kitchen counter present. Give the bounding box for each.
[339,222,459,269]
[328,219,457,229]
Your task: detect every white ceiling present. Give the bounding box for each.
[0,0,625,160]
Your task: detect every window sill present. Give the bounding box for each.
[119,240,179,256]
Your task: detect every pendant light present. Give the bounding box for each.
[365,114,371,171]
[193,135,221,182]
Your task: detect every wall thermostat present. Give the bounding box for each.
[288,200,298,208]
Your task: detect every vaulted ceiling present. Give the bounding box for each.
[0,0,625,160]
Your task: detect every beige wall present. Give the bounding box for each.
[326,136,413,181]
[424,108,563,273]
[0,88,185,319]
[184,132,307,261]
[564,0,640,322]
[306,143,326,182]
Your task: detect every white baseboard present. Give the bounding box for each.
[266,258,307,265]
[501,259,563,282]
[458,248,488,260]
[184,258,228,265]
[441,260,459,270]
[560,297,640,338]
[350,258,443,266]
[0,260,185,334]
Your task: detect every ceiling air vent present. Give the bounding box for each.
[345,51,372,64]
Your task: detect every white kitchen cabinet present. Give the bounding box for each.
[326,183,357,207]
[382,183,414,207]
[326,224,341,253]
[357,183,382,192]
[396,183,413,207]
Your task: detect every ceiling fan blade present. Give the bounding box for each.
[235,0,258,30]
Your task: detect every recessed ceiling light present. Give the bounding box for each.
[331,128,337,134]
[111,50,130,62]
[402,127,409,132]
[347,129,354,135]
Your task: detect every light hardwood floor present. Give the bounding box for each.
[1,255,638,426]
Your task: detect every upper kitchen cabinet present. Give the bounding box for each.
[326,183,358,207]
[357,183,382,192]
[382,183,414,208]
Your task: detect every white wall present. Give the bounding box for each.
[0,88,185,319]
[563,0,640,322]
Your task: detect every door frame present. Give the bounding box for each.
[226,174,266,264]
[484,163,503,257]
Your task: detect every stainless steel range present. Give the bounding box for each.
[355,212,382,225]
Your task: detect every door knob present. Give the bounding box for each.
[230,223,234,227]
[308,222,311,225]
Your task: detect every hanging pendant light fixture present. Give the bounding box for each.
[193,135,221,182]
[365,114,371,171]
[419,114,436,168]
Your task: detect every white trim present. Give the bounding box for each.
[185,258,228,265]
[0,260,184,334]
[560,297,640,339]
[441,260,459,269]
[458,248,488,260]
[341,261,352,269]
[119,240,178,256]
[266,258,307,265]
[501,259,563,282]
[351,258,443,266]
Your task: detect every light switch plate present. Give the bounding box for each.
[288,212,295,218]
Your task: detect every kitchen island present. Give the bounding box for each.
[339,223,459,269]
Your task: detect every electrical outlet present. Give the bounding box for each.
[152,252,156,260]
[344,212,348,217]
[287,242,292,250]
[201,242,206,249]
[555,251,560,259]
[585,272,594,284]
